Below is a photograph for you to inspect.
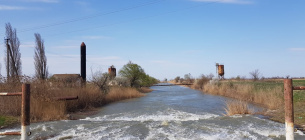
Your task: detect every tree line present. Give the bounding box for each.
[2,22,158,88]
[3,22,48,82]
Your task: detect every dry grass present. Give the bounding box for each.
[105,87,145,103]
[224,100,253,116]
[0,80,147,124]
[193,80,284,111]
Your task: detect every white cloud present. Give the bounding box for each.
[48,54,79,57]
[20,42,35,48]
[0,5,26,10]
[75,1,89,7]
[191,0,253,4]
[23,0,59,3]
[150,60,190,67]
[82,36,111,40]
[151,60,170,64]
[51,45,79,49]
[88,56,121,61]
[289,48,305,51]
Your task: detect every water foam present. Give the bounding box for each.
[82,108,219,122]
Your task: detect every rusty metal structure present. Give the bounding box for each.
[54,96,78,101]
[80,42,86,83]
[0,84,31,140]
[216,63,225,80]
[0,84,78,139]
[21,84,31,140]
[108,65,116,79]
[284,79,305,140]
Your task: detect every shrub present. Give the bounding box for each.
[224,100,253,116]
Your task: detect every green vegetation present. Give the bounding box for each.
[119,61,158,87]
[140,74,159,87]
[0,115,18,128]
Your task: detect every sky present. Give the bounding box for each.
[0,0,305,80]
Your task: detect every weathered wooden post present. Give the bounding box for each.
[5,39,10,80]
[284,79,294,140]
[21,84,30,140]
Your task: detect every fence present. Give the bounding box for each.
[0,84,30,140]
[284,79,305,140]
[0,84,78,140]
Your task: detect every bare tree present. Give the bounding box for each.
[249,69,260,81]
[184,73,194,84]
[91,68,110,94]
[5,22,22,80]
[34,33,48,79]
[174,76,180,83]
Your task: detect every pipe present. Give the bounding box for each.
[0,131,21,135]
[54,96,78,101]
[293,86,305,90]
[0,92,22,96]
[284,79,294,140]
[21,84,30,140]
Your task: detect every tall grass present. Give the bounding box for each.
[224,100,253,116]
[105,87,145,103]
[0,79,146,123]
[193,80,284,110]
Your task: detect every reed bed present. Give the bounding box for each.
[105,87,145,103]
[193,80,284,110]
[224,100,253,116]
[0,80,146,123]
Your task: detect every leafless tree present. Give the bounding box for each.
[249,69,260,81]
[91,68,110,94]
[34,33,48,79]
[5,23,22,80]
[174,76,180,83]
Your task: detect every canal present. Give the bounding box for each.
[1,84,304,139]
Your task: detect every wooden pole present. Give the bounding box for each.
[21,84,30,140]
[284,79,294,140]
[5,39,10,80]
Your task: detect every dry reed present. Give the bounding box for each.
[0,80,146,123]
[105,87,145,103]
[224,100,253,116]
[193,80,284,111]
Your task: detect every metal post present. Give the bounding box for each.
[21,84,30,140]
[284,79,294,140]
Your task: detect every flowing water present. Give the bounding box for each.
[1,84,304,140]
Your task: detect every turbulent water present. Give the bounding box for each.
[1,84,304,140]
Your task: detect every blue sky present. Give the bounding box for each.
[0,0,304,80]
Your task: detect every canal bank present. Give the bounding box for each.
[1,84,304,139]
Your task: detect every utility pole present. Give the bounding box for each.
[5,38,10,80]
